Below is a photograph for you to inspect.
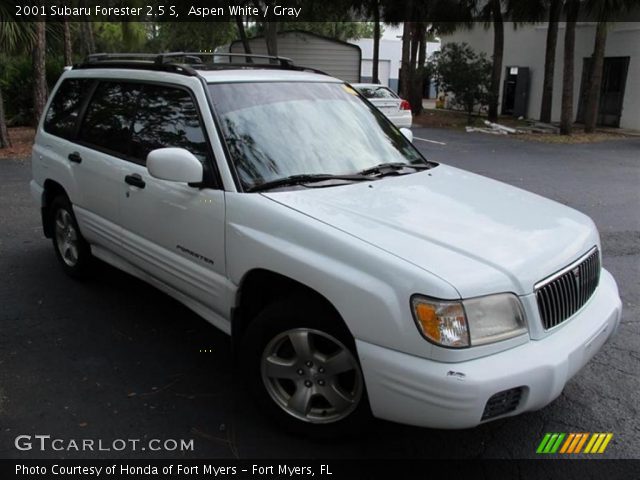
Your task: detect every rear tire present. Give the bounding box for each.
[50,195,92,278]
[240,297,371,438]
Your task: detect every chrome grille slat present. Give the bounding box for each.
[535,249,600,331]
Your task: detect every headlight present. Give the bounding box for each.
[411,293,526,348]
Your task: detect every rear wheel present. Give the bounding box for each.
[241,298,370,437]
[50,196,92,278]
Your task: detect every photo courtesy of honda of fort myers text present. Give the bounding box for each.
[1,0,640,478]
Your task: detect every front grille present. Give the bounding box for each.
[482,387,524,420]
[535,248,600,330]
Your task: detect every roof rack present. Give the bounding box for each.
[75,52,328,77]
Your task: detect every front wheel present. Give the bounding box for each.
[240,299,370,437]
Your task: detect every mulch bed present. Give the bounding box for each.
[0,127,36,159]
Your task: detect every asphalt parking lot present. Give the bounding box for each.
[1,128,638,460]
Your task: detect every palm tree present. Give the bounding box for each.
[235,15,253,59]
[560,0,580,135]
[540,0,563,123]
[63,17,73,65]
[371,0,381,83]
[33,19,47,126]
[582,20,607,132]
[485,0,504,122]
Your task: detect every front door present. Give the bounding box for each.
[577,56,630,128]
[117,83,228,324]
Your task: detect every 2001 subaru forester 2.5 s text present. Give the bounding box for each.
[31,53,622,436]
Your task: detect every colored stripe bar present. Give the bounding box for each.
[574,433,589,454]
[598,433,613,453]
[543,434,559,453]
[584,433,599,454]
[567,433,583,454]
[536,432,613,454]
[537,433,552,454]
[550,433,565,453]
[560,433,575,454]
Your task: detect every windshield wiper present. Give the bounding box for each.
[247,173,370,193]
[357,162,432,177]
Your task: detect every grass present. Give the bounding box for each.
[413,108,631,144]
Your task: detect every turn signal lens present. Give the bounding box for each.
[411,297,469,348]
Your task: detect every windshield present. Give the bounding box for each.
[208,81,428,191]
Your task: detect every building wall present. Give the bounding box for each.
[442,22,640,130]
[351,38,402,91]
[229,31,361,83]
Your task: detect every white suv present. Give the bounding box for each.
[31,53,622,435]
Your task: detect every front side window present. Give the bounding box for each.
[44,79,93,139]
[208,82,425,191]
[78,82,141,156]
[130,85,208,165]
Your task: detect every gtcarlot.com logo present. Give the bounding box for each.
[536,432,613,455]
[15,435,194,452]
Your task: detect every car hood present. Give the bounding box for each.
[263,165,599,297]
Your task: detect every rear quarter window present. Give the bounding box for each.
[44,79,93,139]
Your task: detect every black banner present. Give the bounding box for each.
[3,459,640,480]
[5,0,640,22]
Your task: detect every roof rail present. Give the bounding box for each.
[155,52,296,68]
[76,52,327,77]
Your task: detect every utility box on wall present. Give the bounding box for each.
[501,66,530,118]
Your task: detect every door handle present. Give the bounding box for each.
[68,152,82,164]
[124,174,146,189]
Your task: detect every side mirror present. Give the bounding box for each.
[147,148,203,183]
[400,127,413,143]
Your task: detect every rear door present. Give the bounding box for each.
[47,80,140,252]
[117,83,228,323]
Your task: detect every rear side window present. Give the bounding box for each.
[78,82,141,156]
[44,79,92,139]
[130,85,208,165]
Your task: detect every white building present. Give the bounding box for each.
[442,22,640,129]
[351,25,440,94]
[228,30,361,83]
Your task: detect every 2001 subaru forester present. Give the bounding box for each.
[31,53,622,436]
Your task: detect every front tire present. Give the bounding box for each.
[50,196,92,278]
[240,298,370,437]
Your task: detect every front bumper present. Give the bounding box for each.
[357,268,622,429]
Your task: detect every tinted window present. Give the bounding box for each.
[130,85,208,165]
[79,82,140,155]
[44,79,92,139]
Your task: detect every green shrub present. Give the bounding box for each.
[0,55,65,126]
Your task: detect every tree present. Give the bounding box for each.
[560,0,580,135]
[32,20,47,126]
[371,0,381,83]
[539,0,563,123]
[1,1,36,147]
[399,22,411,99]
[583,21,607,132]
[484,0,504,122]
[63,18,73,65]
[235,16,253,58]
[430,42,492,123]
